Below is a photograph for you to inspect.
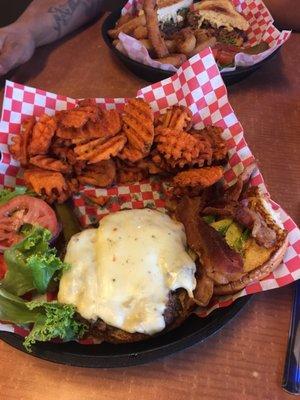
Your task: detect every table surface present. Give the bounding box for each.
[0,15,299,400]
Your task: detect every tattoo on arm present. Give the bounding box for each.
[48,0,100,37]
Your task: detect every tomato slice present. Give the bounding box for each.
[0,254,7,279]
[0,195,59,251]
[216,50,236,67]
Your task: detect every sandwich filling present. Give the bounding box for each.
[157,0,193,35]
[58,209,196,335]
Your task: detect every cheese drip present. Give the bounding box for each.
[58,209,196,335]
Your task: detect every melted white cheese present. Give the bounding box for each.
[157,0,193,23]
[58,209,196,335]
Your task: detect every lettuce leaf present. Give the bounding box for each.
[23,300,87,351]
[0,287,87,352]
[0,186,35,206]
[2,227,69,296]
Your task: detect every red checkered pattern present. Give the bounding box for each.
[118,0,290,72]
[0,51,299,339]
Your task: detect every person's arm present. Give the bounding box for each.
[0,0,103,75]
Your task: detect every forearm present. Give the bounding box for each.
[15,0,103,47]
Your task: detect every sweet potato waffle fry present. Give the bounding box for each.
[9,99,228,203]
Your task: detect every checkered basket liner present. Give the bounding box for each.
[0,49,299,340]
[117,0,290,72]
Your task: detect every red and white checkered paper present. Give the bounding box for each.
[116,0,290,73]
[0,50,299,340]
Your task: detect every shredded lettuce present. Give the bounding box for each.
[0,186,35,206]
[0,287,87,352]
[2,227,69,296]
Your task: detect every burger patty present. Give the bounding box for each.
[80,288,195,343]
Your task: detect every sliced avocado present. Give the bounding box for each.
[225,222,243,251]
[211,218,233,235]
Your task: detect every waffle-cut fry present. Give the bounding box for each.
[156,105,193,131]
[198,126,228,162]
[51,146,77,165]
[74,134,127,163]
[117,165,146,184]
[24,168,70,203]
[71,109,122,145]
[173,166,224,188]
[59,105,99,129]
[56,126,76,140]
[78,159,116,187]
[155,127,213,168]
[66,177,79,193]
[9,135,22,161]
[118,146,145,163]
[9,117,35,166]
[28,114,56,156]
[120,98,154,161]
[29,155,72,174]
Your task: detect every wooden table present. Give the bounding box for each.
[0,15,299,400]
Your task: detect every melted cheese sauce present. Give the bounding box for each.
[58,209,196,335]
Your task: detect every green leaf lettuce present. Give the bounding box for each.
[0,286,87,352]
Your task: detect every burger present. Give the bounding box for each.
[176,166,288,304]
[187,0,250,47]
[58,208,197,343]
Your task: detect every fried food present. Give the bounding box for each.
[24,168,69,203]
[51,145,77,165]
[175,28,196,55]
[155,127,212,168]
[78,159,116,187]
[84,194,108,207]
[193,126,228,162]
[143,0,169,58]
[66,177,79,193]
[173,166,224,188]
[116,13,134,28]
[27,114,57,157]
[188,37,217,58]
[133,25,148,40]
[155,53,187,67]
[10,97,229,204]
[108,15,146,39]
[74,134,127,164]
[29,155,72,174]
[119,98,154,162]
[59,105,99,129]
[71,109,122,145]
[165,39,177,53]
[138,39,154,51]
[9,117,35,166]
[156,105,193,131]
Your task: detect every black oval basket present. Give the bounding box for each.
[102,10,279,85]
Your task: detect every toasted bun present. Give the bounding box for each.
[157,0,192,9]
[193,0,249,32]
[214,189,288,295]
[213,235,288,295]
